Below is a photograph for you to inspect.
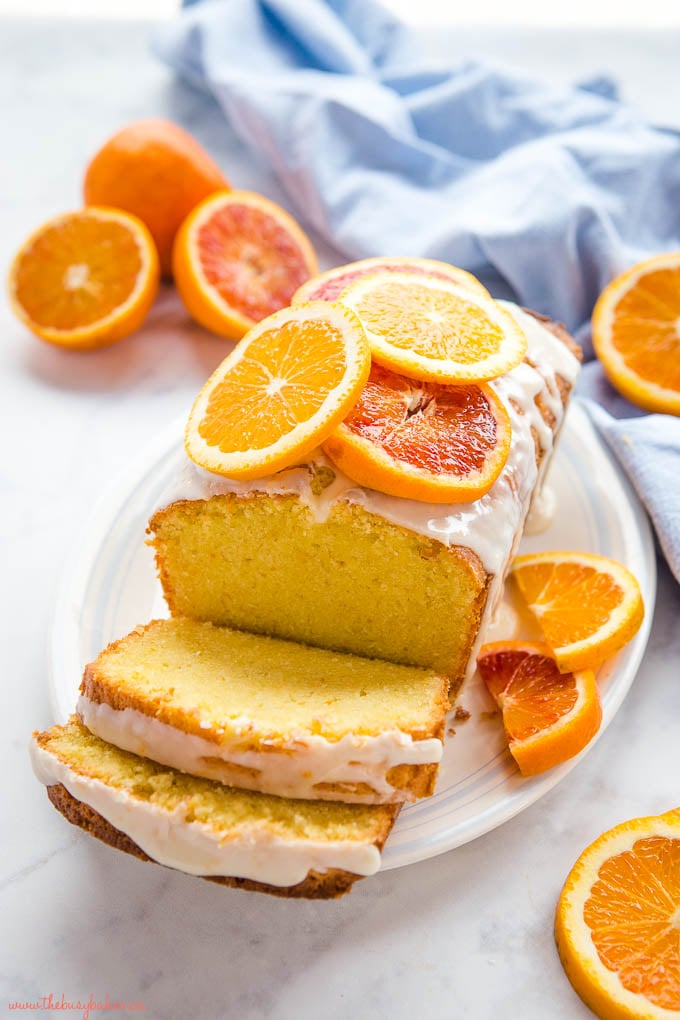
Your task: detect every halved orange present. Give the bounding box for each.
[511,551,645,672]
[476,641,601,776]
[592,253,680,416]
[185,301,371,478]
[555,807,680,1018]
[292,256,489,304]
[339,272,527,383]
[172,190,318,340]
[7,207,159,349]
[322,364,511,503]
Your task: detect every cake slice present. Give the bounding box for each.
[31,720,399,900]
[77,618,449,804]
[149,304,581,683]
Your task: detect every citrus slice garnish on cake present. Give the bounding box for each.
[291,256,490,304]
[338,272,527,383]
[172,189,318,340]
[322,364,512,503]
[476,641,602,776]
[592,252,680,416]
[7,207,159,349]
[555,807,680,1018]
[510,551,644,672]
[185,301,371,478]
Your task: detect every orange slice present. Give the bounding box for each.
[338,272,527,383]
[592,252,680,416]
[292,256,489,304]
[511,551,645,672]
[7,207,159,349]
[322,364,511,503]
[172,190,318,340]
[185,301,371,478]
[476,641,602,777]
[555,807,680,1018]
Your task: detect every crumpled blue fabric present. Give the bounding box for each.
[153,0,680,581]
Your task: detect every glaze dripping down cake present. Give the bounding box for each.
[31,720,398,899]
[31,268,582,900]
[149,303,580,687]
[76,617,450,805]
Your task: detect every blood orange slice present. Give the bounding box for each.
[322,364,511,503]
[292,256,489,304]
[173,190,318,340]
[476,641,602,777]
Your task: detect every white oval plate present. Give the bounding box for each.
[49,401,656,871]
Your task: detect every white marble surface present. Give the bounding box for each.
[2,16,680,1020]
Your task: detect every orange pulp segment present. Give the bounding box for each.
[172,190,318,340]
[511,551,644,672]
[8,207,159,349]
[339,272,527,383]
[185,301,371,478]
[592,252,680,416]
[555,807,680,1018]
[476,641,601,776]
[322,364,511,503]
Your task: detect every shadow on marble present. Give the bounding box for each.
[20,286,231,395]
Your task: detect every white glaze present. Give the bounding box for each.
[77,696,442,804]
[524,484,557,535]
[154,302,577,570]
[152,302,579,683]
[30,739,382,885]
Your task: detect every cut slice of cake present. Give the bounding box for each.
[31,720,399,900]
[77,617,449,804]
[149,304,581,685]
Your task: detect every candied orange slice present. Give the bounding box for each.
[338,272,527,383]
[185,301,371,478]
[8,207,159,349]
[592,252,680,416]
[292,256,489,304]
[555,807,680,1018]
[511,551,644,672]
[322,364,511,503]
[172,190,318,340]
[476,641,601,777]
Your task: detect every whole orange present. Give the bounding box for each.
[83,119,229,276]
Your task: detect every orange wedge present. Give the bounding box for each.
[292,256,489,304]
[338,272,527,383]
[322,364,511,503]
[173,190,318,340]
[592,252,680,416]
[476,641,601,776]
[7,208,159,349]
[185,301,371,478]
[511,551,645,672]
[555,807,680,1018]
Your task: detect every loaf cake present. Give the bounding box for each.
[32,271,582,901]
[31,719,400,899]
[149,303,581,685]
[77,617,449,804]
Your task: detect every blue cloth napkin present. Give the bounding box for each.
[153,0,680,581]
